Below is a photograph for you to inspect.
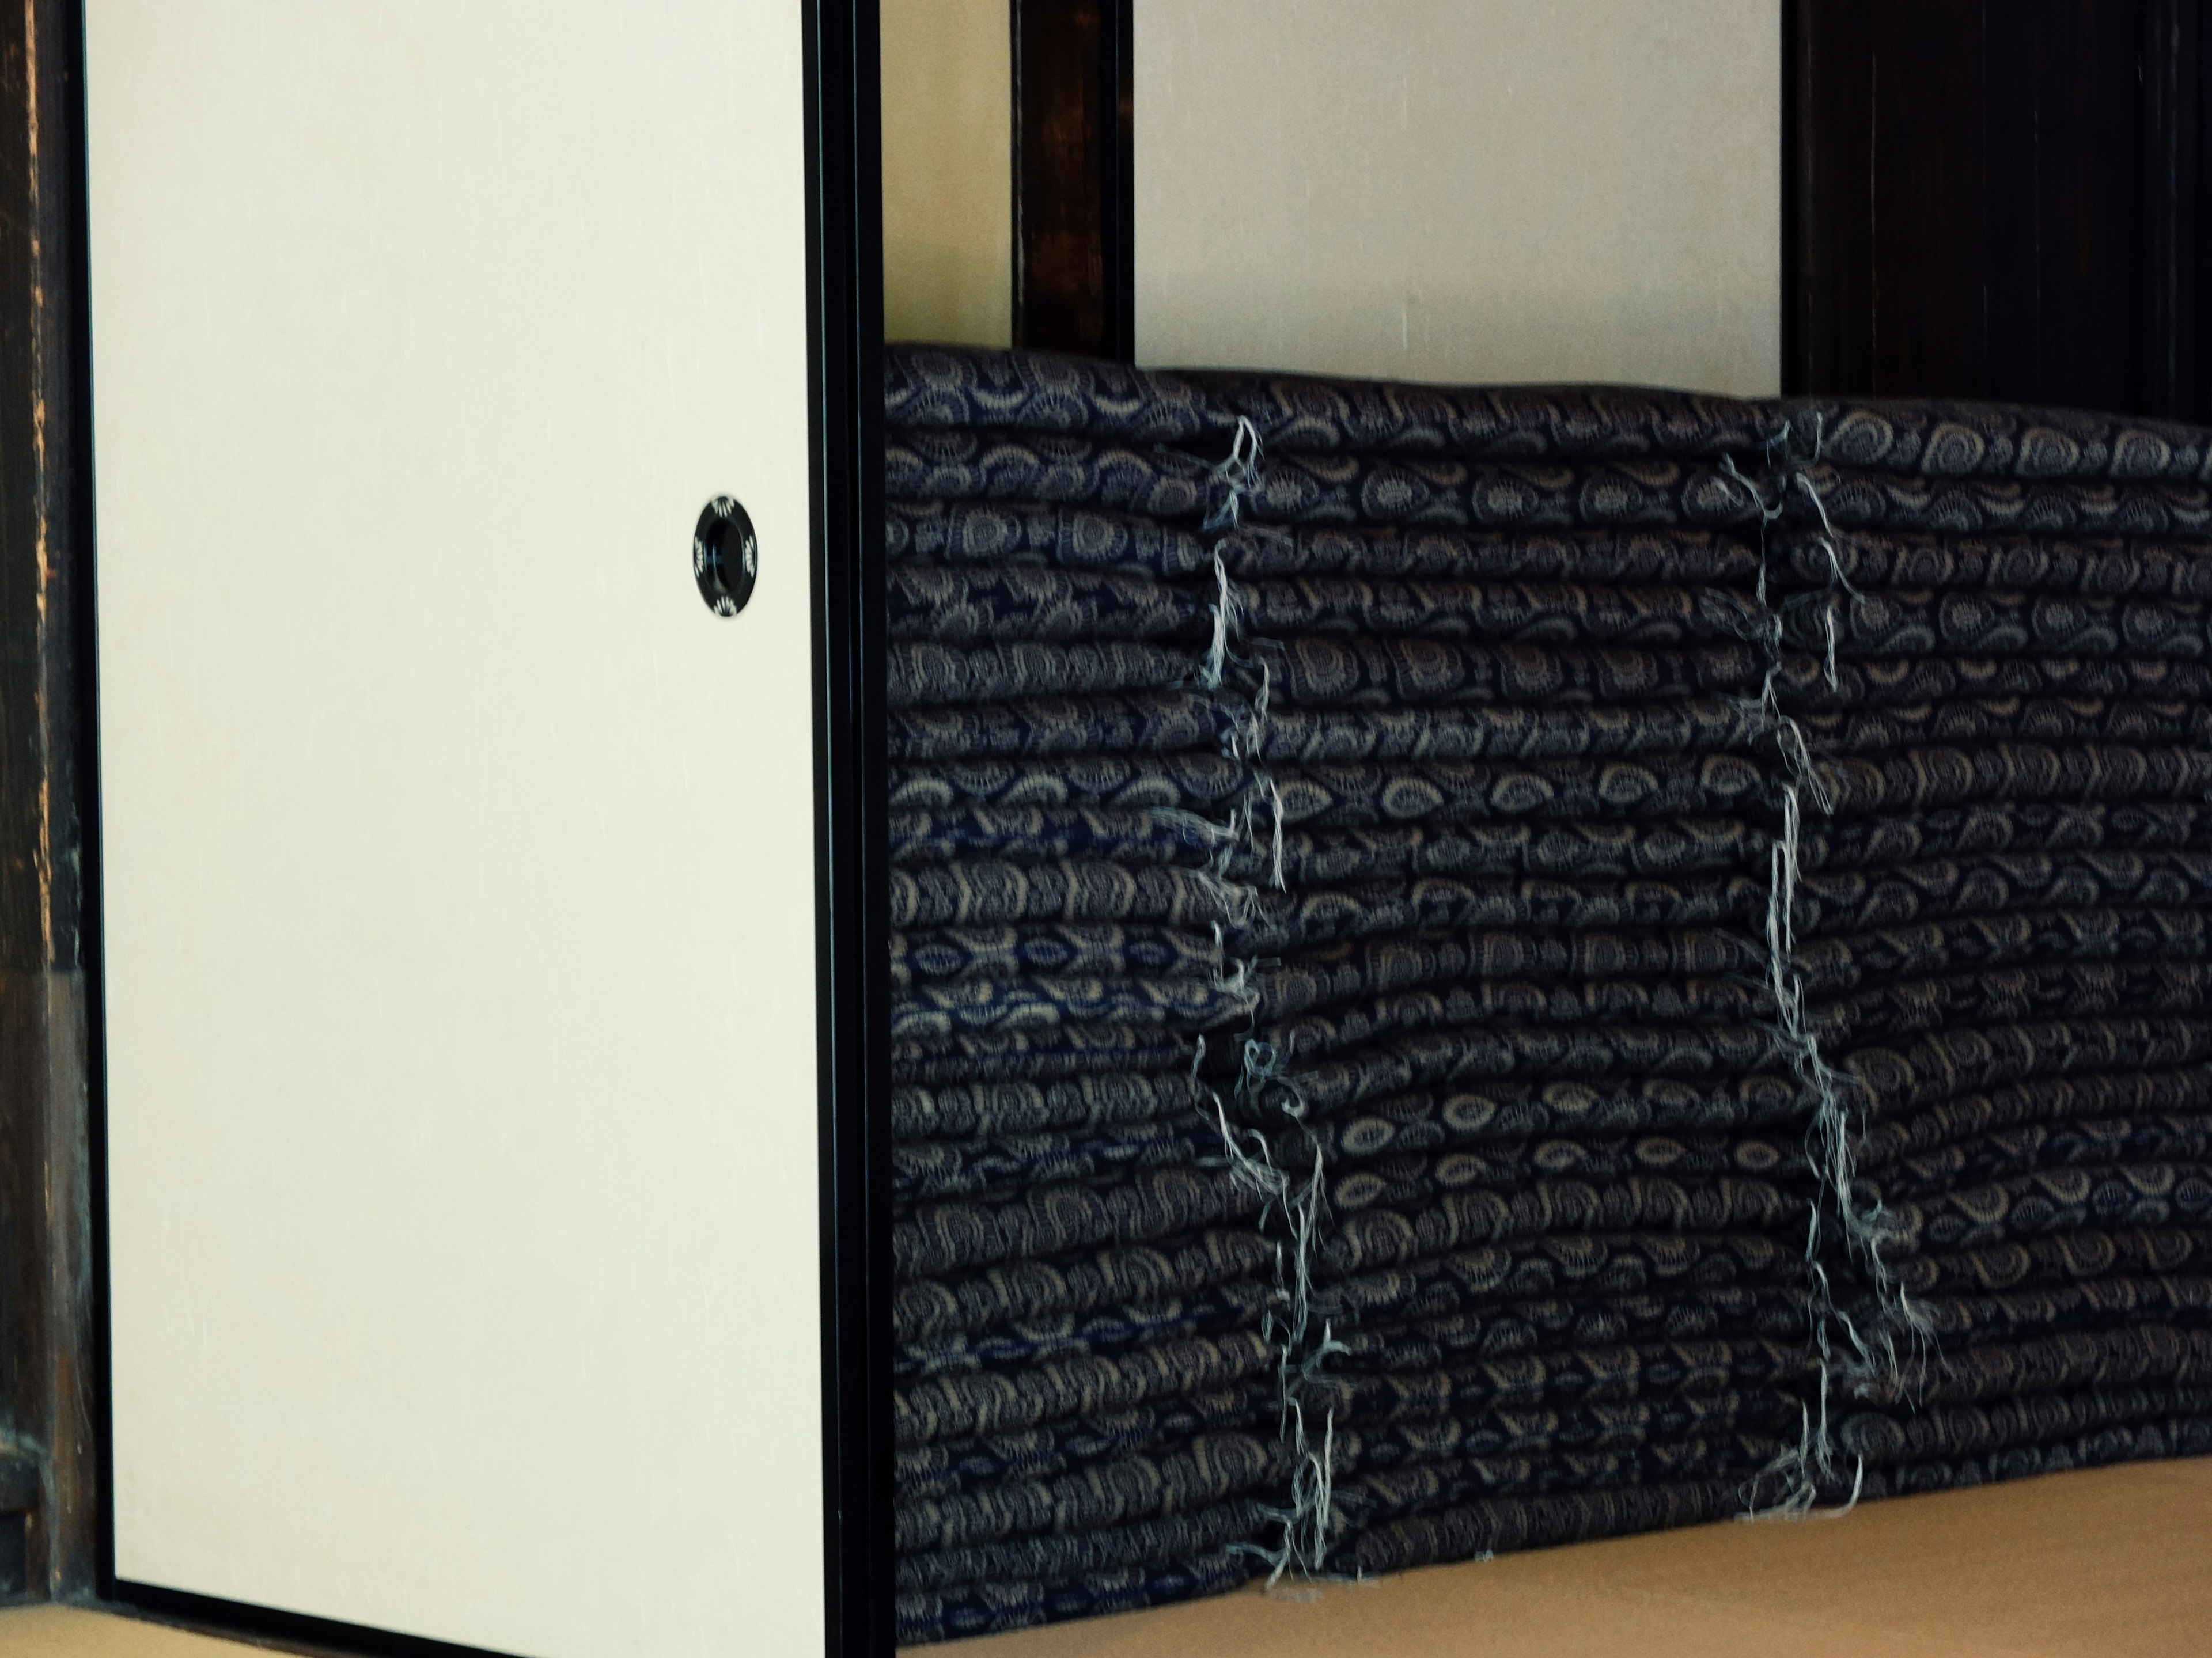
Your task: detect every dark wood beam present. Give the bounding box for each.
[2143,0,2204,418]
[1787,0,2210,418]
[1010,0,1132,359]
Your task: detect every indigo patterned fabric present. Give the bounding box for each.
[882,344,2212,1644]
[1758,402,2212,1528]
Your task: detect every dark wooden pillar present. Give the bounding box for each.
[1011,0,1132,358]
[0,0,99,1605]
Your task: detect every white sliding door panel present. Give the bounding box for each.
[86,6,824,1655]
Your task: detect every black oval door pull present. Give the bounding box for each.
[694,496,758,617]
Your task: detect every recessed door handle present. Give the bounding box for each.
[693,495,758,617]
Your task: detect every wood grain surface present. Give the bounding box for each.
[1789,0,2210,418]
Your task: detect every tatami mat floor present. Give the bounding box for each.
[934,1457,2212,1658]
[5,1458,2208,1657]
[1,1605,260,1656]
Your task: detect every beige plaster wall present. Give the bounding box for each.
[1135,0,1782,393]
[881,0,1013,345]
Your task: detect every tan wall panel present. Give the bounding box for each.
[1135,0,1781,393]
[882,0,1013,346]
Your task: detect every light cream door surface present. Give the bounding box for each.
[85,6,824,1656]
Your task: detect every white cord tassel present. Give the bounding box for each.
[1204,416,1264,532]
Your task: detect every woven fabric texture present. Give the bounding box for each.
[881,346,2212,1644]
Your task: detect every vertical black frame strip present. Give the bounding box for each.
[2142,0,2203,419]
[808,0,894,1654]
[1101,0,1134,362]
[60,3,892,1655]
[1777,0,1801,395]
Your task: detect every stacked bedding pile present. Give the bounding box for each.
[882,346,2212,1643]
[1764,405,2212,1503]
[885,357,1286,1643]
[1183,375,1828,1580]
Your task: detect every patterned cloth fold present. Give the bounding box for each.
[1786,463,2212,538]
[1771,528,2212,598]
[1797,804,2212,872]
[887,342,1781,458]
[893,1230,1277,1344]
[1800,699,2209,758]
[1779,588,2212,661]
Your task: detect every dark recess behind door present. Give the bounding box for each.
[1788,0,2212,418]
[1010,0,1131,360]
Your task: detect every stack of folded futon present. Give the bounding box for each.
[882,347,2212,1644]
[885,352,1285,1644]
[1766,404,2212,1503]
[1183,372,1831,1580]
